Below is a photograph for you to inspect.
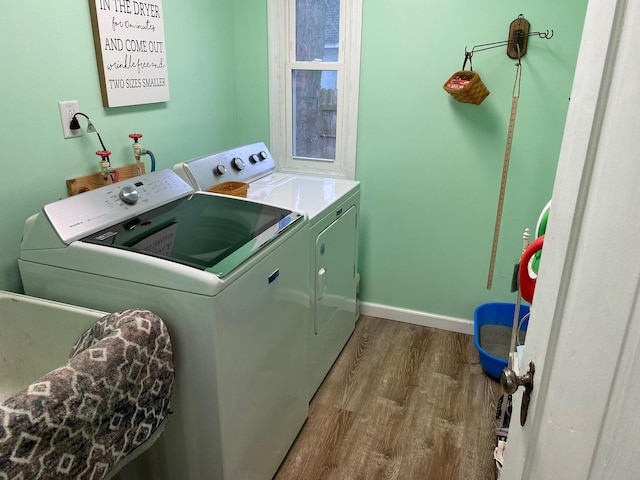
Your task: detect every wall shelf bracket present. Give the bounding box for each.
[508,15,531,59]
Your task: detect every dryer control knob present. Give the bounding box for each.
[119,186,139,205]
[259,151,268,160]
[232,157,245,171]
[249,154,260,163]
[215,164,227,176]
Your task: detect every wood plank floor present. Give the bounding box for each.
[274,315,502,480]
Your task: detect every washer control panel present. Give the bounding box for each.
[173,141,276,191]
[44,169,195,244]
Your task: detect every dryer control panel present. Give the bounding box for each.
[173,141,276,191]
[44,169,195,244]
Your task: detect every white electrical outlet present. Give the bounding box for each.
[58,100,82,139]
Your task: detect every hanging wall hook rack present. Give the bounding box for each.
[465,31,554,56]
[464,15,553,60]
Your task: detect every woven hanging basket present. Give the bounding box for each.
[443,53,490,105]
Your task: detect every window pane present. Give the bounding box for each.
[296,0,340,62]
[293,69,337,161]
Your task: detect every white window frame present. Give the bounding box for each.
[267,0,363,179]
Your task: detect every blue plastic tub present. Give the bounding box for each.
[474,302,530,380]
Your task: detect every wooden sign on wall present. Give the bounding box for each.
[89,0,170,107]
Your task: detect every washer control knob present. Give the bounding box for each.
[249,154,260,164]
[215,164,227,176]
[232,157,245,171]
[259,151,268,161]
[119,186,139,205]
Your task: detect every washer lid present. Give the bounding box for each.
[80,192,304,277]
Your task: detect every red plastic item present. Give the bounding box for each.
[519,235,545,304]
[96,150,111,159]
[129,133,143,142]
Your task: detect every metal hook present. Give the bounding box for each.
[461,50,474,70]
[537,29,554,39]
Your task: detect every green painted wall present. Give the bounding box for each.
[356,1,588,318]
[0,1,587,323]
[232,0,271,145]
[0,0,259,292]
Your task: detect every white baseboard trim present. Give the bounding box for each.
[360,302,474,335]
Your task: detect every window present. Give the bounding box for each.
[267,0,363,179]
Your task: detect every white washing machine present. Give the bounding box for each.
[18,169,310,480]
[173,142,360,399]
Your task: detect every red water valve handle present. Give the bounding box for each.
[96,150,112,159]
[129,133,143,142]
[519,235,545,304]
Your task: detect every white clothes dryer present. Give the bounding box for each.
[19,169,309,480]
[174,142,360,399]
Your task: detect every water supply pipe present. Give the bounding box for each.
[96,150,118,185]
[129,133,156,173]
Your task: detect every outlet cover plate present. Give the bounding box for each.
[59,100,82,139]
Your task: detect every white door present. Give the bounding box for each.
[502,0,640,478]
